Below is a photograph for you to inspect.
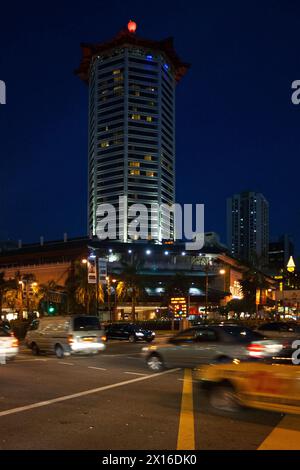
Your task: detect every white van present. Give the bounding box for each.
[25,315,106,358]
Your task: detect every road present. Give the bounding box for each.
[0,340,299,450]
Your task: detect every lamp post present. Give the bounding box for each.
[81,258,89,314]
[106,276,111,321]
[112,279,117,321]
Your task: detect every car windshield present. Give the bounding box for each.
[0,328,11,337]
[73,316,101,331]
[220,326,264,343]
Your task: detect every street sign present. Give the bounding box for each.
[98,258,107,285]
[170,297,187,318]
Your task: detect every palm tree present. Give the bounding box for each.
[117,254,144,321]
[163,273,194,328]
[65,261,104,314]
[0,272,18,318]
[191,255,217,316]
[164,273,191,302]
[240,268,269,316]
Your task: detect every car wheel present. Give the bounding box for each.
[128,334,136,343]
[146,338,154,343]
[215,355,231,364]
[55,344,64,359]
[147,354,164,372]
[32,343,40,356]
[209,383,240,412]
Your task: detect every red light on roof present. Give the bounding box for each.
[128,20,137,33]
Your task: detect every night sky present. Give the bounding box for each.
[0,1,299,252]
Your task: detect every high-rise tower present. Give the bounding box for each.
[76,21,188,242]
[227,191,269,266]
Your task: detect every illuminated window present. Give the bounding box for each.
[114,86,123,96]
[144,155,152,161]
[100,140,109,148]
[131,114,141,120]
[146,116,153,122]
[129,162,140,167]
[130,169,140,175]
[113,132,123,145]
[114,71,123,83]
[146,171,155,177]
[135,91,140,96]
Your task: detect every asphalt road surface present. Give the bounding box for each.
[0,339,299,450]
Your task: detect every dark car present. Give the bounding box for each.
[256,321,300,338]
[105,323,155,343]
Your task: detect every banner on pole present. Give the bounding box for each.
[98,258,107,285]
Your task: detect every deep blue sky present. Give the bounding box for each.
[0,0,299,252]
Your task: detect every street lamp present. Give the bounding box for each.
[219,269,226,292]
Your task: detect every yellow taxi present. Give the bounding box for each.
[196,360,300,414]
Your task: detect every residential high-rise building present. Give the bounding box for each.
[268,234,294,274]
[76,21,188,242]
[227,191,269,266]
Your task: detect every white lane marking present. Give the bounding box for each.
[0,368,180,418]
[88,366,107,371]
[124,372,148,376]
[59,362,74,366]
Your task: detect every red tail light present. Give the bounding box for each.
[247,343,265,356]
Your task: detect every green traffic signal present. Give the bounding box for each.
[47,304,56,314]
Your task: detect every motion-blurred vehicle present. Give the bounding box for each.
[0,327,19,363]
[143,324,284,372]
[105,323,155,343]
[256,321,300,339]
[256,321,300,338]
[25,315,106,358]
[196,360,300,414]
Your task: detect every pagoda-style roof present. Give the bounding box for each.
[75,28,190,84]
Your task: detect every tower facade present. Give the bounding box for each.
[227,191,269,266]
[76,21,188,242]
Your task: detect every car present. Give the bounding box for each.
[25,315,106,358]
[256,321,300,338]
[105,323,155,343]
[195,360,300,414]
[0,327,19,363]
[142,324,284,372]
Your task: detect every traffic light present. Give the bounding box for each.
[47,303,57,315]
